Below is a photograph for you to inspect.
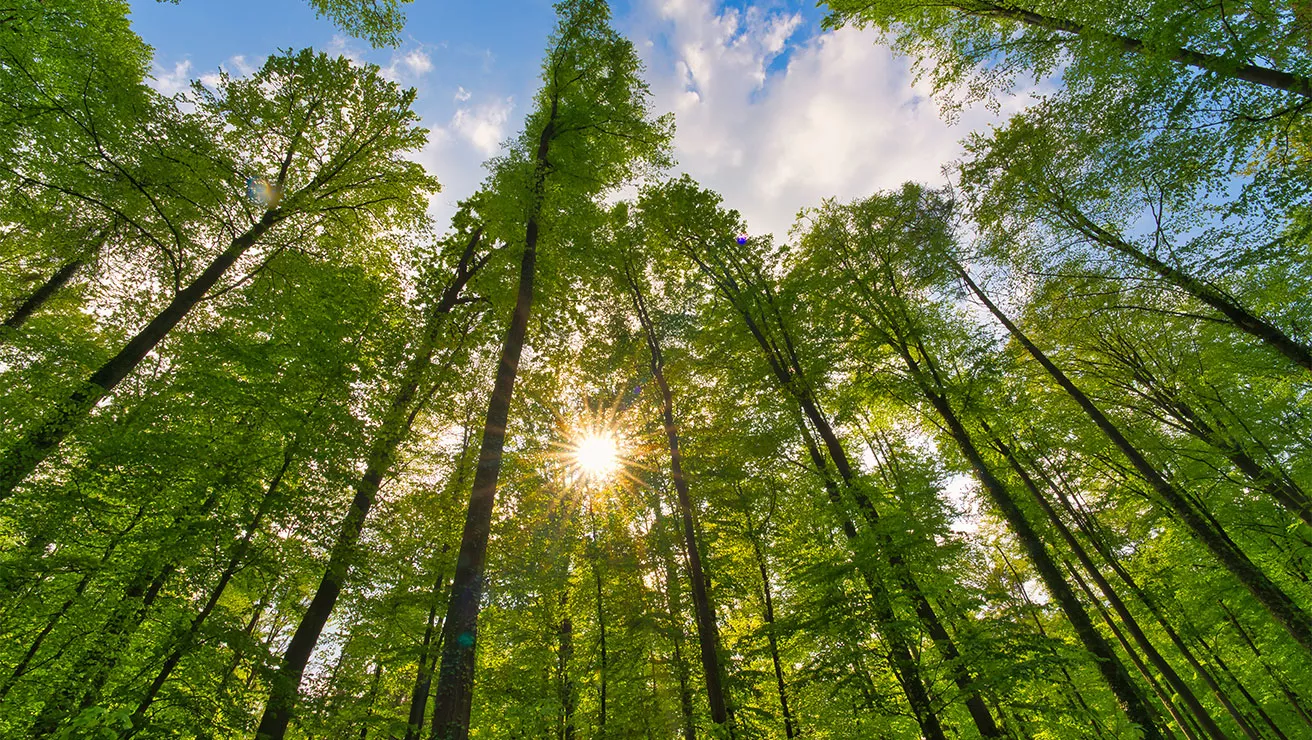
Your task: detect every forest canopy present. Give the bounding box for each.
[1,1,1310,739]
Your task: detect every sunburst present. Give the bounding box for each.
[548,394,652,492]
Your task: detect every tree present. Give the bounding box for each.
[0,48,436,499]
[429,3,671,738]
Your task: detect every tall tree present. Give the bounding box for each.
[254,226,490,739]
[615,221,731,729]
[429,3,670,738]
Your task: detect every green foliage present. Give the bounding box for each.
[2,1,1310,739]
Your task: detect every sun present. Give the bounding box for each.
[573,431,620,482]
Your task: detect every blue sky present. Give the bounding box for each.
[128,0,1011,240]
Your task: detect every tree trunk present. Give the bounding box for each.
[796,391,1002,737]
[558,590,576,740]
[623,262,730,726]
[254,231,485,740]
[957,265,1312,654]
[0,505,145,702]
[3,223,113,332]
[656,506,697,740]
[989,430,1229,739]
[588,502,609,735]
[359,661,385,740]
[1038,200,1312,372]
[1193,633,1291,740]
[1067,564,1200,740]
[992,544,1114,740]
[959,0,1312,96]
[744,518,797,739]
[1090,334,1312,527]
[30,561,174,737]
[698,262,951,738]
[32,483,224,736]
[1217,600,1312,729]
[405,557,450,740]
[1038,463,1269,740]
[892,336,1165,739]
[431,98,556,740]
[0,210,285,499]
[4,259,85,330]
[128,447,296,732]
[795,421,949,740]
[707,267,999,738]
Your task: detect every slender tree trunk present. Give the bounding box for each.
[1217,600,1312,730]
[1093,340,1312,527]
[796,421,949,740]
[430,95,556,740]
[988,430,1229,739]
[892,335,1166,739]
[4,259,85,330]
[958,265,1312,653]
[32,483,224,736]
[0,210,285,499]
[656,507,697,740]
[359,661,385,740]
[798,390,1002,737]
[957,0,1312,96]
[31,561,174,737]
[422,631,446,740]
[724,273,1000,737]
[405,557,450,740]
[254,230,485,740]
[1193,633,1290,740]
[993,544,1113,740]
[623,263,730,726]
[0,505,145,701]
[588,502,609,735]
[129,448,297,732]
[558,590,576,740]
[3,223,114,331]
[1067,564,1200,740]
[1036,200,1312,372]
[744,519,797,739]
[1039,464,1269,740]
[700,269,951,738]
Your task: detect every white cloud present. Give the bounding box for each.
[632,0,1028,242]
[381,46,435,82]
[404,49,434,75]
[327,34,364,65]
[449,97,514,156]
[228,55,258,77]
[454,86,472,102]
[148,60,193,97]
